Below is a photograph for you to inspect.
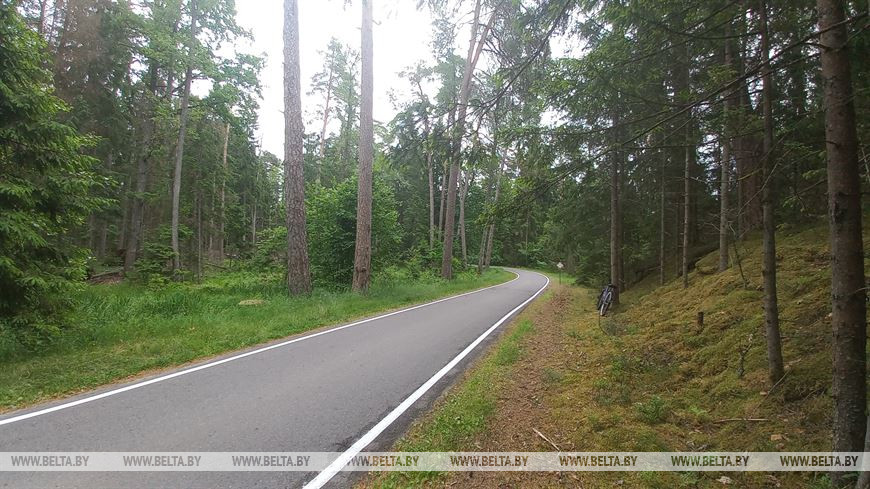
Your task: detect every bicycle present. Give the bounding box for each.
[596,284,615,317]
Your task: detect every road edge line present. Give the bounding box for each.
[303,271,550,489]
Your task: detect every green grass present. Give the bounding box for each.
[0,268,512,412]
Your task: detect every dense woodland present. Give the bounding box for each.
[1,0,867,480]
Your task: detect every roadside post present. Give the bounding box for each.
[556,261,563,284]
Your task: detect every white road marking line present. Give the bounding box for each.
[0,272,523,427]
[303,271,550,489]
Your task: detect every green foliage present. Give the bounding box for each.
[635,395,669,424]
[0,5,105,347]
[306,176,401,287]
[253,176,401,287]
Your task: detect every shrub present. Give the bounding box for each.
[635,395,669,424]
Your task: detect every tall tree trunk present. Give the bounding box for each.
[482,158,503,271]
[672,38,692,288]
[459,169,473,268]
[681,124,693,289]
[352,0,374,291]
[170,0,198,275]
[720,24,736,272]
[283,0,312,295]
[124,64,158,275]
[817,0,868,481]
[734,3,763,236]
[424,110,435,249]
[37,0,47,35]
[251,205,257,246]
[208,175,216,260]
[195,180,202,281]
[610,141,621,304]
[718,141,731,272]
[674,200,681,278]
[759,0,785,385]
[251,165,259,247]
[659,156,666,285]
[477,226,488,273]
[441,0,494,279]
[438,108,454,240]
[218,122,229,263]
[117,170,131,254]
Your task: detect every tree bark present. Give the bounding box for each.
[719,25,737,272]
[195,180,202,281]
[682,123,693,289]
[420,102,434,249]
[673,38,692,289]
[251,163,259,246]
[459,169,474,268]
[170,0,198,275]
[817,0,868,480]
[674,200,681,278]
[477,225,488,273]
[441,0,494,279]
[352,0,374,291]
[283,0,312,294]
[759,0,785,385]
[117,170,131,254]
[718,141,731,272]
[734,3,763,236]
[659,155,666,285]
[438,107,454,240]
[482,158,503,271]
[610,128,621,304]
[37,0,46,36]
[218,122,229,263]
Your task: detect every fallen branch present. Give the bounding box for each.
[533,428,561,451]
[713,418,769,423]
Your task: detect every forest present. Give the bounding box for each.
[0,0,867,486]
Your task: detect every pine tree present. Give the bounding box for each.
[283,0,312,295]
[352,0,374,291]
[0,4,103,346]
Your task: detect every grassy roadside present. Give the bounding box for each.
[0,268,512,413]
[360,283,560,488]
[362,224,860,489]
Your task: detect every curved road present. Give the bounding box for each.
[0,269,548,488]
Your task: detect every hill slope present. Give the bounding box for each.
[365,223,866,489]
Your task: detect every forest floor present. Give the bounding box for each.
[0,268,512,413]
[361,223,867,489]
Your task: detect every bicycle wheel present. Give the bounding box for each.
[599,290,612,316]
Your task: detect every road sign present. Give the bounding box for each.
[556,262,563,269]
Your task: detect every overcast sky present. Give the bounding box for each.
[233,0,442,157]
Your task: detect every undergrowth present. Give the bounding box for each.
[0,268,511,411]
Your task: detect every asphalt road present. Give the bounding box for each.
[0,268,548,489]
